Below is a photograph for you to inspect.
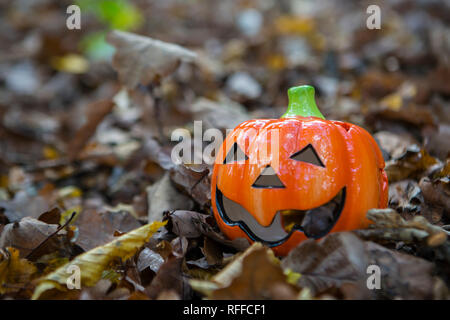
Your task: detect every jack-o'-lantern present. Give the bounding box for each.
[211,85,388,256]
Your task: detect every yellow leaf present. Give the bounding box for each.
[60,206,82,225]
[275,16,315,35]
[266,54,287,70]
[51,54,89,74]
[58,186,83,199]
[212,242,265,288]
[0,175,8,188]
[0,247,37,294]
[210,244,298,299]
[189,279,220,297]
[190,243,298,300]
[284,268,301,285]
[104,203,138,219]
[380,93,402,111]
[32,221,166,299]
[43,146,60,160]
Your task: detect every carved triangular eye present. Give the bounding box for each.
[223,142,249,164]
[290,144,325,167]
[252,165,285,188]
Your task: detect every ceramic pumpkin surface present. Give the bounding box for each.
[211,85,388,256]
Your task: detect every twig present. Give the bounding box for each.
[25,211,77,260]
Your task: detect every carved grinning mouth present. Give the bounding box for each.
[215,186,346,247]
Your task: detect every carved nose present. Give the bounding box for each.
[252,165,285,189]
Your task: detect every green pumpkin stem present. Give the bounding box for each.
[281,85,325,119]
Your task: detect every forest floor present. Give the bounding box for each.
[0,0,449,300]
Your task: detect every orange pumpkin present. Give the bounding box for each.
[211,85,388,256]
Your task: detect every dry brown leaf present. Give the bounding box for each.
[374,131,419,160]
[190,243,298,299]
[420,176,450,216]
[37,207,62,225]
[147,173,194,223]
[189,97,250,131]
[281,232,369,297]
[170,164,211,207]
[388,180,424,215]
[167,210,210,239]
[75,208,141,251]
[365,208,448,246]
[385,145,439,182]
[0,191,50,222]
[211,246,298,300]
[107,30,197,88]
[202,237,223,266]
[186,214,250,252]
[281,232,440,299]
[0,217,58,258]
[67,99,115,161]
[145,255,186,299]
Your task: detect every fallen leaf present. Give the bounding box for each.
[50,54,89,74]
[0,217,58,258]
[143,137,176,171]
[388,180,423,215]
[38,207,62,225]
[137,247,164,274]
[190,243,264,297]
[107,30,197,88]
[147,172,194,223]
[211,246,298,299]
[32,220,166,299]
[420,176,450,217]
[423,124,450,160]
[190,216,250,252]
[190,96,250,131]
[385,145,439,182]
[190,243,298,299]
[355,208,448,247]
[167,210,209,239]
[0,247,36,294]
[156,289,181,300]
[364,241,440,299]
[170,164,211,207]
[202,237,223,266]
[145,255,186,299]
[0,191,50,222]
[281,232,442,299]
[374,131,419,160]
[281,232,369,297]
[75,208,142,251]
[67,99,115,160]
[170,236,189,258]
